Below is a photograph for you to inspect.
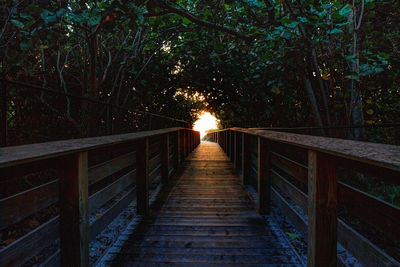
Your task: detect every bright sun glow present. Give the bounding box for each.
[193,112,219,138]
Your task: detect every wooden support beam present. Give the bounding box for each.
[233,131,238,169]
[59,152,89,267]
[257,137,271,214]
[136,138,149,215]
[1,81,7,147]
[174,132,179,168]
[179,130,185,162]
[307,150,338,267]
[241,133,249,185]
[229,131,231,156]
[161,133,169,184]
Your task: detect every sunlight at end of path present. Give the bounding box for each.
[193,112,219,138]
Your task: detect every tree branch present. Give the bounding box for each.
[155,1,254,41]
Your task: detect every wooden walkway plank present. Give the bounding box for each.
[112,142,302,266]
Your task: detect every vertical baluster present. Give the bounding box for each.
[233,131,238,170]
[59,152,89,267]
[174,131,179,169]
[257,137,271,214]
[179,129,185,162]
[137,138,149,215]
[161,133,169,184]
[307,150,338,267]
[241,133,249,185]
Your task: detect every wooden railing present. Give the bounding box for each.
[206,128,400,267]
[0,127,200,266]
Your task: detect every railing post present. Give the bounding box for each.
[174,131,179,168]
[241,133,249,185]
[161,133,169,184]
[137,137,149,215]
[257,137,271,214]
[1,81,7,147]
[59,152,89,267]
[224,131,227,152]
[186,130,189,156]
[307,150,338,267]
[179,129,185,162]
[191,131,194,150]
[228,130,232,159]
[233,131,238,170]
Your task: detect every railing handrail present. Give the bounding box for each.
[0,127,196,168]
[213,127,400,172]
[0,127,201,267]
[205,128,400,266]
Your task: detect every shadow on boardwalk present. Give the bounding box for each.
[111,142,302,266]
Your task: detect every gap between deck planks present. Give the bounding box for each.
[111,141,302,266]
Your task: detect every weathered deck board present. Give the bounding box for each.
[112,142,302,266]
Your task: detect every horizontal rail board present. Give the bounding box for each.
[0,127,184,168]
[271,152,307,184]
[232,128,400,172]
[149,153,161,171]
[89,186,136,240]
[271,175,400,267]
[0,157,59,180]
[0,216,59,267]
[271,170,307,212]
[89,169,136,211]
[338,182,400,239]
[270,187,399,267]
[0,180,58,230]
[338,157,400,185]
[88,151,136,185]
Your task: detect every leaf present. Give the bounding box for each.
[366,109,374,115]
[20,42,31,50]
[322,3,334,9]
[11,19,24,29]
[20,13,33,20]
[327,28,343,34]
[339,4,352,17]
[182,17,191,25]
[40,10,56,23]
[24,4,44,15]
[88,14,101,26]
[56,8,66,17]
[366,120,374,124]
[274,87,281,95]
[298,17,308,23]
[286,232,299,239]
[246,0,261,7]
[96,213,102,217]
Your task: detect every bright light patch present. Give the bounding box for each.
[193,112,218,138]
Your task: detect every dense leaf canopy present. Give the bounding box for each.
[1,0,399,142]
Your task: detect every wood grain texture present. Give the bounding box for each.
[112,142,301,266]
[257,136,271,214]
[161,133,169,184]
[231,127,400,172]
[58,152,89,267]
[241,133,250,185]
[136,138,149,215]
[307,150,337,267]
[0,127,185,168]
[0,179,58,230]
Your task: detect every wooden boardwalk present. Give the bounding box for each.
[112,142,302,266]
